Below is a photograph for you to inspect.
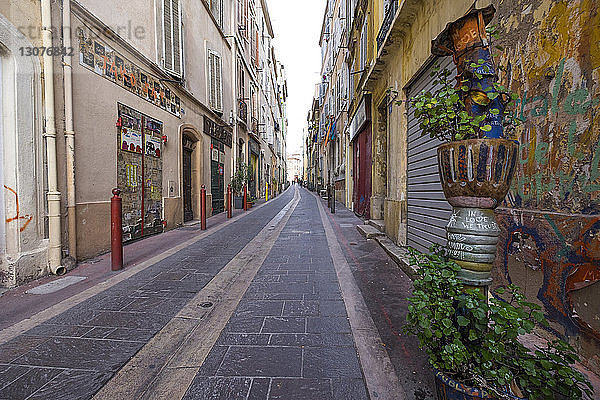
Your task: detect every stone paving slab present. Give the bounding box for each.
[0,191,295,400]
[182,189,369,400]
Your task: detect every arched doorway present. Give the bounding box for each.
[180,125,203,223]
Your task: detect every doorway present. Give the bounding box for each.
[182,136,194,222]
[211,138,225,214]
[353,124,372,219]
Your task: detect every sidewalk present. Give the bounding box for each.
[315,194,435,400]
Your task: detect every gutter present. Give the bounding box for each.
[63,0,77,263]
[41,0,66,275]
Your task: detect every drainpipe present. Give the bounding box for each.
[41,0,65,275]
[63,0,77,261]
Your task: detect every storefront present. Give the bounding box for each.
[249,137,260,198]
[203,116,232,214]
[349,95,372,219]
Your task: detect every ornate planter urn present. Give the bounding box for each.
[438,138,518,286]
[429,4,519,288]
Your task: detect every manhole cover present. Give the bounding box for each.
[200,302,213,308]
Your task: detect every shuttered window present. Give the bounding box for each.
[208,50,223,111]
[162,0,182,77]
[359,18,367,70]
[211,0,224,29]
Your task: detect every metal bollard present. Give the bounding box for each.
[227,184,232,219]
[201,184,207,230]
[243,184,248,211]
[331,185,336,214]
[111,188,123,271]
[327,184,332,208]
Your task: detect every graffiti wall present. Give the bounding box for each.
[117,104,164,242]
[492,0,600,373]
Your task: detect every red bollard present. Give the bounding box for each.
[200,184,207,230]
[243,184,248,211]
[111,188,123,271]
[227,184,232,219]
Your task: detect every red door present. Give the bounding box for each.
[353,125,372,219]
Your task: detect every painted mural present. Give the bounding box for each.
[77,27,182,118]
[492,0,600,372]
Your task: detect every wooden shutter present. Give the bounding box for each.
[215,53,222,111]
[208,51,223,111]
[162,0,182,77]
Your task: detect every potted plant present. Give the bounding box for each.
[403,246,594,400]
[406,5,524,287]
[231,160,250,209]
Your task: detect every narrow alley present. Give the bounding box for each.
[0,186,433,400]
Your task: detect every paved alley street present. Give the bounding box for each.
[0,186,433,400]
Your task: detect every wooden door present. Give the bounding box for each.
[183,147,193,222]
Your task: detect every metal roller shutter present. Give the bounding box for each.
[406,57,455,253]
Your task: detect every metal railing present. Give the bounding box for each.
[376,1,398,51]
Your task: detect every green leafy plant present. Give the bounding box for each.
[403,245,594,399]
[231,160,250,196]
[406,63,521,142]
[405,25,522,142]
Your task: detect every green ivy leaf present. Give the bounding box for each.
[480,124,492,132]
[457,316,469,327]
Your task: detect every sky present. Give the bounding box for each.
[267,0,326,157]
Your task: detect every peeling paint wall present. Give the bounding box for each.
[492,0,600,373]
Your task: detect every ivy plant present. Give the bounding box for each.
[403,245,594,399]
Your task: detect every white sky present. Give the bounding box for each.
[267,0,326,157]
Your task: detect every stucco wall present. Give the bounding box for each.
[69,8,230,259]
[0,6,49,287]
[381,0,600,373]
[491,0,600,373]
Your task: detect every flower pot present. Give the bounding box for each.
[434,370,524,400]
[234,195,243,209]
[437,138,518,209]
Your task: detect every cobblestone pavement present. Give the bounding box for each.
[0,186,427,399]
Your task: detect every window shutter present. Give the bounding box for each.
[215,54,223,111]
[207,51,222,112]
[162,0,182,77]
[172,0,182,76]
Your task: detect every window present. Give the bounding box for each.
[237,0,248,38]
[162,0,183,77]
[207,50,223,111]
[210,0,224,29]
[360,18,367,70]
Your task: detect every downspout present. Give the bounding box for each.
[41,0,65,275]
[63,0,77,262]
[230,4,238,173]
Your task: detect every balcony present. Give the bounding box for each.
[238,99,248,124]
[376,1,398,51]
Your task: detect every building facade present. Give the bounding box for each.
[0,0,287,288]
[308,0,600,374]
